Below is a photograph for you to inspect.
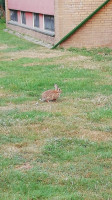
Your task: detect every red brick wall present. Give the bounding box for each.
[7,23,55,44]
[5,0,112,48]
[55,0,112,48]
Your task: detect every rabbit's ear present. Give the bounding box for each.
[54,84,58,90]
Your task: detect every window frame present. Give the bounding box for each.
[44,15,54,32]
[10,10,18,22]
[33,13,40,28]
[21,11,26,25]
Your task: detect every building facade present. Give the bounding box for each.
[5,0,112,48]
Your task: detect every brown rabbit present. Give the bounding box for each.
[41,84,62,102]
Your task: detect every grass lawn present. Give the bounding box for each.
[0,19,112,200]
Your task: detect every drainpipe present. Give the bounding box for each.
[52,0,110,49]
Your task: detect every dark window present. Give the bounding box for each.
[10,10,18,22]
[44,15,54,32]
[21,12,26,25]
[34,13,39,28]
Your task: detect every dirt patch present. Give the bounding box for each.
[0,44,8,50]
[90,94,112,107]
[0,90,6,98]
[0,99,61,113]
[81,62,100,69]
[1,47,92,68]
[0,71,7,78]
[0,90,19,98]
[0,103,16,111]
[15,163,32,171]
[21,141,45,154]
[1,145,20,158]
[4,49,66,60]
[47,55,91,67]
[66,55,90,62]
[0,101,39,112]
[23,62,41,67]
[0,124,40,136]
[77,129,112,142]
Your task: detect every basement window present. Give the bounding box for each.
[10,10,18,22]
[21,11,26,25]
[44,15,54,32]
[34,13,39,28]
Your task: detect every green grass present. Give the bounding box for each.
[88,106,112,122]
[43,138,112,161]
[0,134,24,144]
[0,109,57,126]
[0,95,36,106]
[69,47,112,62]
[0,19,39,53]
[0,21,112,200]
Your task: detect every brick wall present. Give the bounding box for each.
[7,23,55,44]
[55,0,112,48]
[5,0,112,48]
[5,0,10,22]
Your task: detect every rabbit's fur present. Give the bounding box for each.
[41,84,61,102]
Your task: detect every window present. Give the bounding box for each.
[10,10,18,22]
[34,13,39,28]
[44,15,54,32]
[21,11,26,25]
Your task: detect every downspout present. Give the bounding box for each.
[52,0,110,49]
